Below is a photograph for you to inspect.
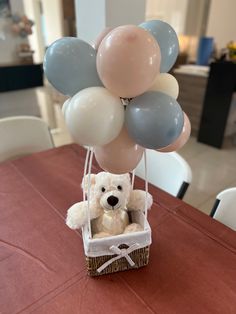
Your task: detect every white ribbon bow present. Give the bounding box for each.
[97,243,140,273]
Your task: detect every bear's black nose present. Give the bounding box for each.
[107,195,119,207]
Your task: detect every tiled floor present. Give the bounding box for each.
[1,86,236,215]
[179,137,236,214]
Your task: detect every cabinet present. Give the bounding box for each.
[198,62,236,148]
[174,72,207,135]
[174,62,236,148]
[0,63,43,92]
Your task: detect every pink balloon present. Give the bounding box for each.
[11,24,20,33]
[94,27,113,50]
[96,25,161,98]
[158,112,191,152]
[94,126,144,174]
[25,24,32,34]
[22,15,29,23]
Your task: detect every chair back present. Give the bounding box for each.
[210,187,236,231]
[0,116,54,162]
[135,149,192,199]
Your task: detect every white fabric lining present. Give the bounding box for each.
[82,211,152,257]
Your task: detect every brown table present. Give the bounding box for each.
[1,144,236,314]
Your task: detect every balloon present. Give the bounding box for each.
[148,73,179,99]
[19,22,25,28]
[94,126,144,174]
[125,91,184,149]
[94,27,113,50]
[12,15,21,23]
[11,24,20,33]
[44,37,103,96]
[62,98,71,116]
[22,15,29,23]
[65,87,124,146]
[140,20,179,73]
[158,112,191,152]
[20,30,27,38]
[25,25,32,34]
[28,19,34,26]
[96,25,161,98]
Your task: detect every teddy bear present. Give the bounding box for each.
[66,171,153,238]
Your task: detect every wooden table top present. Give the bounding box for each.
[0,144,235,314]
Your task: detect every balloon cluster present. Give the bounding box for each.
[11,14,34,38]
[44,20,191,174]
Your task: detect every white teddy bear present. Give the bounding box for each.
[66,171,153,238]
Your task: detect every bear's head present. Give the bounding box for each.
[82,172,132,212]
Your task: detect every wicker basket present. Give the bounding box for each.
[82,210,152,276]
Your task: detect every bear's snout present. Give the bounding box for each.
[107,195,119,207]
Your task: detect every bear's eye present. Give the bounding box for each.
[101,187,106,193]
[117,185,122,191]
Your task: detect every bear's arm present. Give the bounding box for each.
[66,200,103,230]
[128,190,153,212]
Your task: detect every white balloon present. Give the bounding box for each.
[62,98,71,116]
[65,87,124,146]
[148,73,179,99]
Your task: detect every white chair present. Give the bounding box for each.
[0,116,54,162]
[210,188,236,231]
[135,149,192,199]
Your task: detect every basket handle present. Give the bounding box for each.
[83,147,94,239]
[144,149,149,222]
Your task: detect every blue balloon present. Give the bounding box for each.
[12,15,21,23]
[125,91,184,149]
[20,30,27,38]
[43,37,103,96]
[140,20,179,73]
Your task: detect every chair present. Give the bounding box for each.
[210,188,236,231]
[135,149,192,199]
[0,116,54,162]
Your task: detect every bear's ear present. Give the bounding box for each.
[82,174,96,193]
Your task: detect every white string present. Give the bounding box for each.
[144,149,148,222]
[82,147,91,236]
[131,169,136,189]
[83,147,91,202]
[86,147,94,238]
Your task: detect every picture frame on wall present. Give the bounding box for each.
[0,0,11,18]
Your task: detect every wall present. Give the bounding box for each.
[206,0,236,50]
[62,0,76,36]
[0,0,64,65]
[23,0,64,63]
[23,0,45,63]
[0,0,26,64]
[75,0,106,44]
[106,0,146,29]
[146,0,188,34]
[75,0,145,44]
[184,0,211,36]
[41,0,64,46]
